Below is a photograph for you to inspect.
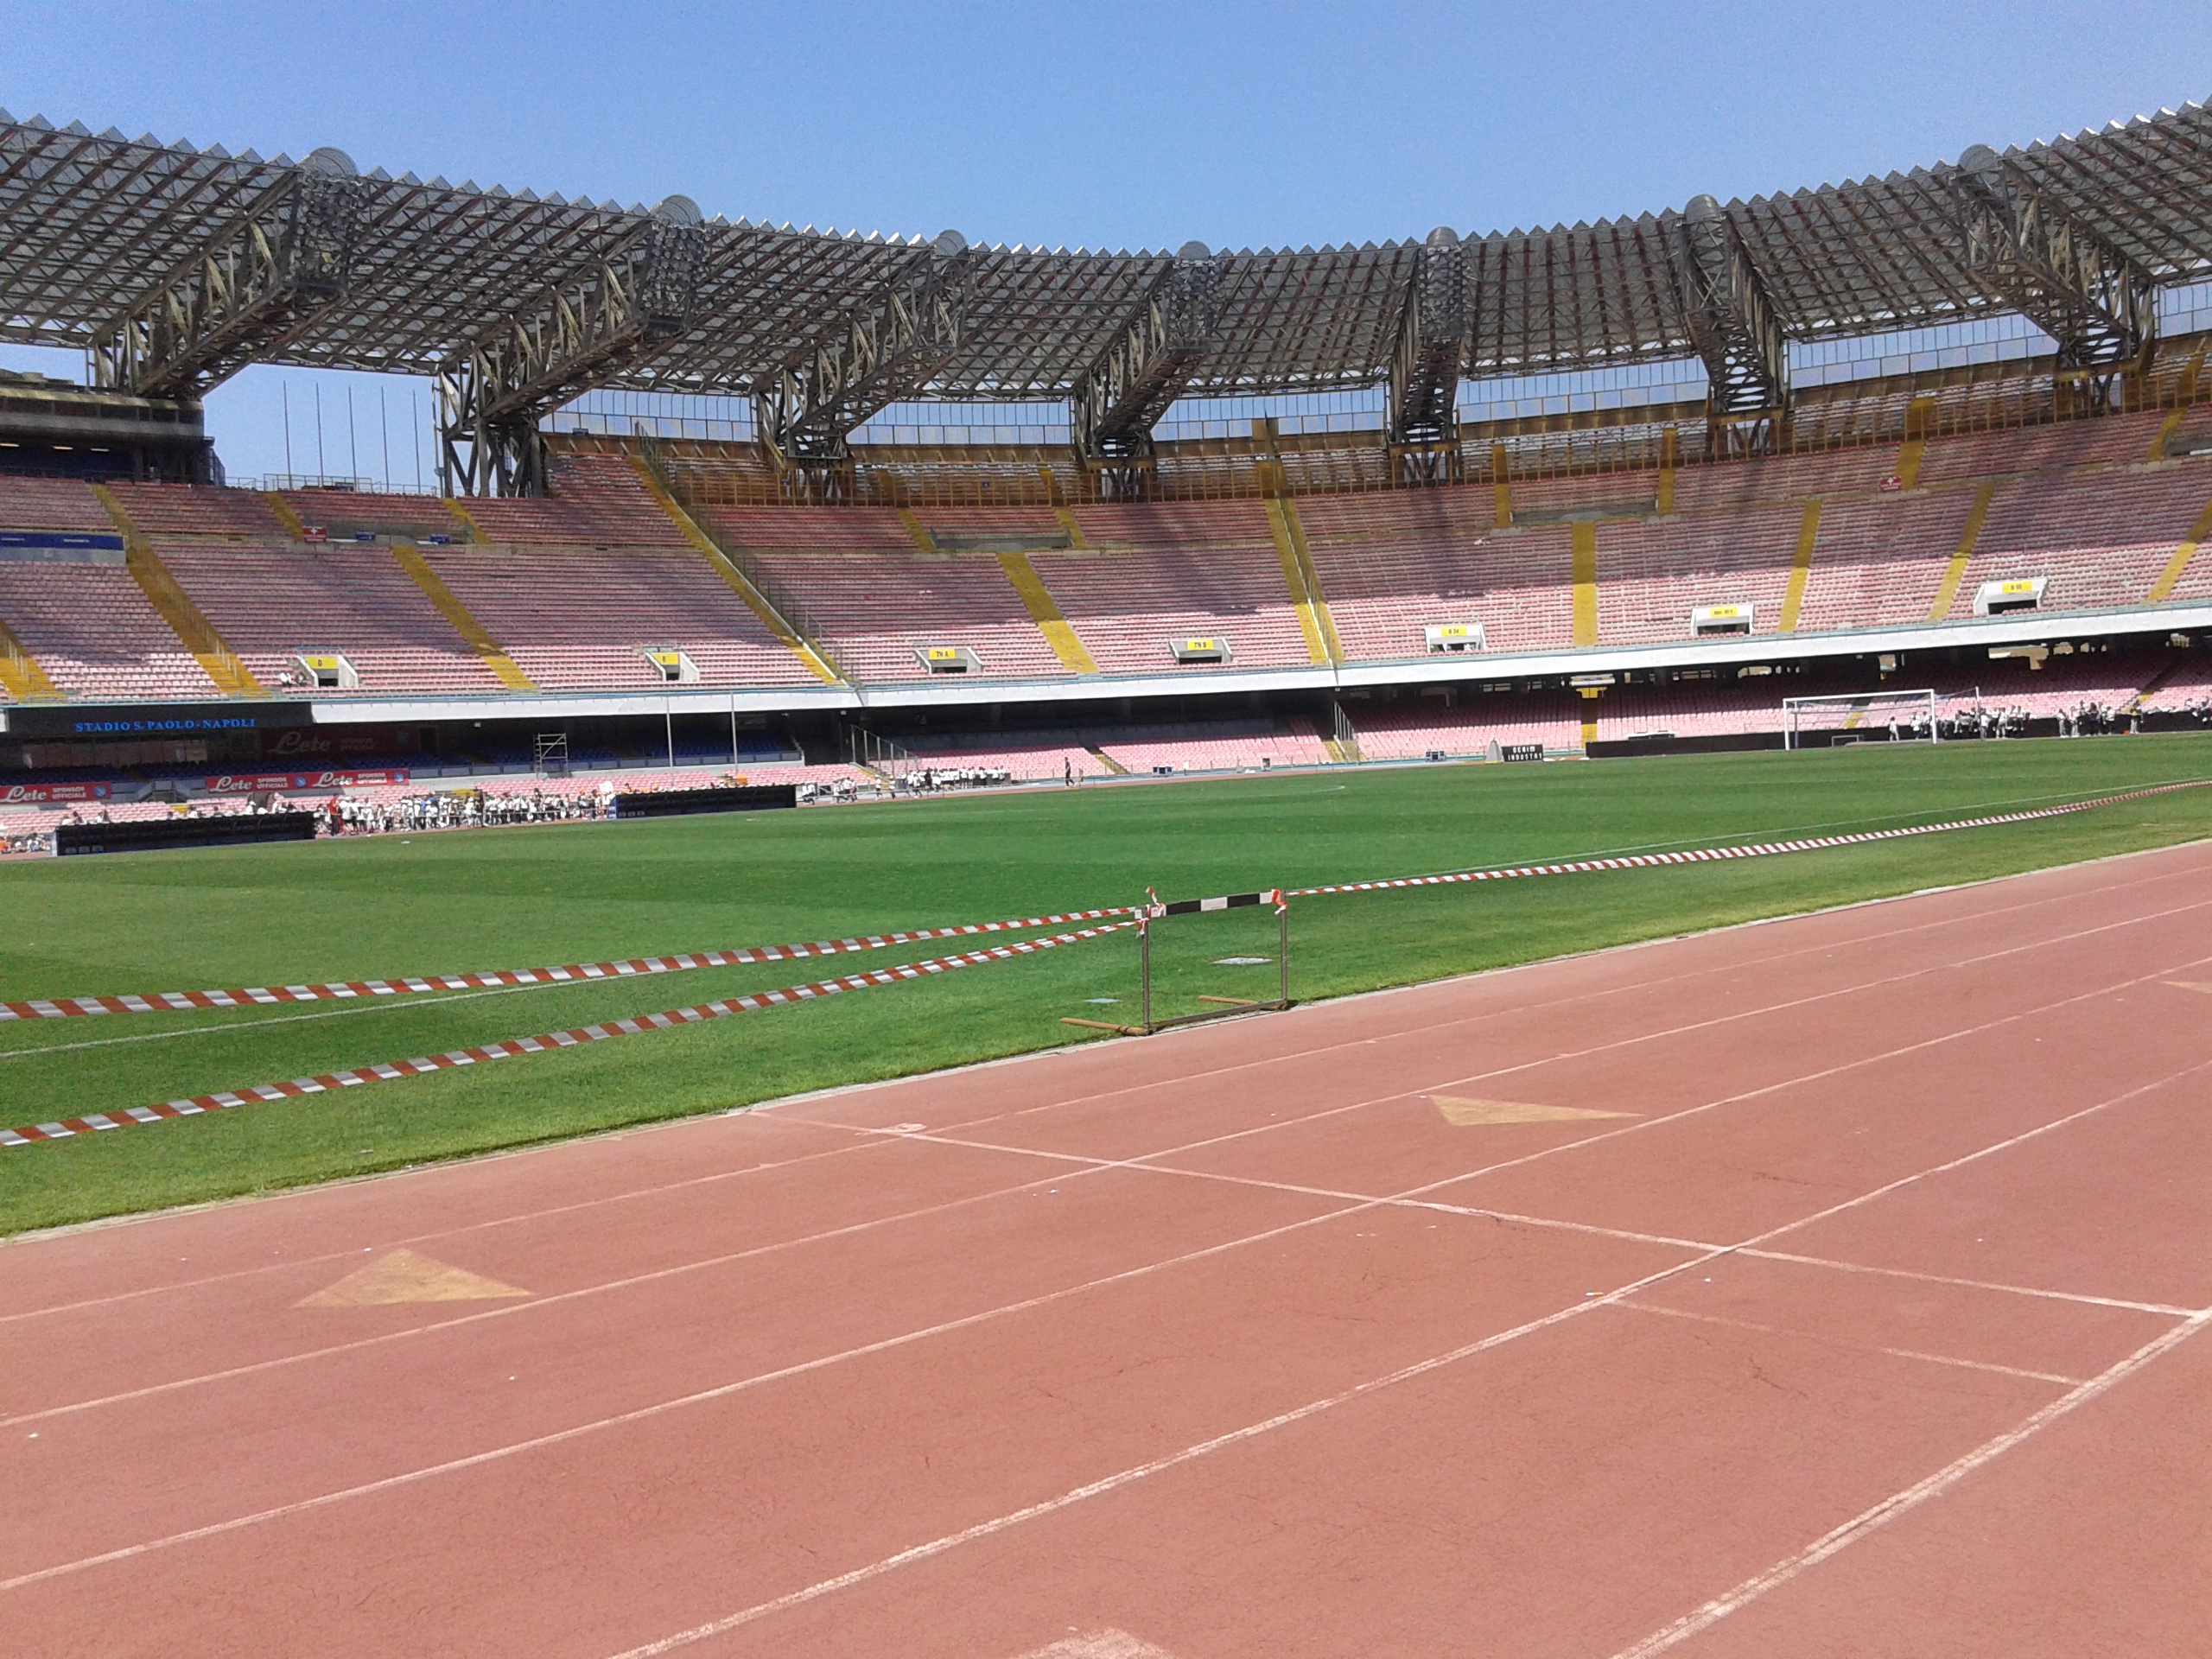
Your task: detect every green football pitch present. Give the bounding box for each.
[4,735,2209,1235]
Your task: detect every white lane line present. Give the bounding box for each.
[591,1251,1722,1659]
[5,848,2199,1324]
[1619,1300,2092,1388]
[1,886,2209,1601]
[583,1057,2212,1659]
[576,1048,2212,1656]
[0,1187,1445,1597]
[28,923,2202,1431]
[1738,1249,2196,1319]
[894,858,2212,1142]
[1,1077,1402,1427]
[1605,1309,2212,1659]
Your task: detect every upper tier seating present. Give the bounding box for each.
[1594,505,1803,645]
[1300,487,1577,659]
[1913,410,2172,486]
[0,476,111,531]
[101,481,283,537]
[156,544,505,696]
[455,456,686,547]
[1789,491,1981,632]
[1510,472,1659,519]
[750,550,1071,682]
[0,565,213,700]
[1027,501,1312,673]
[279,490,469,542]
[423,544,820,690]
[1946,467,2212,619]
[1669,442,1905,512]
[705,505,918,550]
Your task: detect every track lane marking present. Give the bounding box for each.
[1606,1309,2212,1658]
[6,844,2204,1324]
[10,911,2209,1424]
[582,1054,2212,1657]
[1617,1300,2093,1388]
[8,1037,2206,1597]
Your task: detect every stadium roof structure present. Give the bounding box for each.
[6,99,2212,493]
[6,99,2212,396]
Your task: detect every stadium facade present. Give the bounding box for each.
[3,102,2212,797]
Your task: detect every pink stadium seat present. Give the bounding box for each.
[1942,467,2212,619]
[1792,492,1978,631]
[1594,505,1802,645]
[0,477,111,531]
[749,550,1071,682]
[1348,693,1583,756]
[456,456,687,547]
[421,545,821,690]
[1097,719,1330,772]
[156,544,505,696]
[0,565,213,700]
[100,482,283,538]
[1300,484,1577,660]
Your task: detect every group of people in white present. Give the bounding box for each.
[321,785,614,836]
[1931,702,2140,740]
[888,766,1015,794]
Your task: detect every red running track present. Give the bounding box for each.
[4,841,2211,1658]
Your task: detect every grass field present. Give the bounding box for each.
[3,736,2209,1236]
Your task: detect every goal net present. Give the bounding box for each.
[1783,689,1939,749]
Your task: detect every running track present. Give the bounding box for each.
[4,842,2210,1657]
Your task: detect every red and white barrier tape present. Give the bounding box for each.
[1287,778,2212,899]
[0,908,1131,1023]
[6,777,2203,1150]
[1,921,1135,1147]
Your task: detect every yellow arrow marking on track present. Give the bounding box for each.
[299,1248,531,1306]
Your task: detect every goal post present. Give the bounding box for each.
[1783,688,1939,750]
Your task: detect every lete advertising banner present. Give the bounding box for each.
[0,781,116,804]
[201,769,410,794]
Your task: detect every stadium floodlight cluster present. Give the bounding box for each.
[4,99,2212,490]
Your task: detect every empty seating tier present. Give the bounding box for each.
[749,550,1071,682]
[1948,467,2212,619]
[0,565,213,700]
[0,477,111,531]
[279,491,468,542]
[101,481,284,538]
[156,545,505,696]
[456,456,687,547]
[1594,505,1803,645]
[422,544,821,690]
[1032,500,1309,673]
[1300,486,1577,659]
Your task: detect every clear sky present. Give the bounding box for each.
[5,0,2210,481]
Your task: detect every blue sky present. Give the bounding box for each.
[5,0,2210,481]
